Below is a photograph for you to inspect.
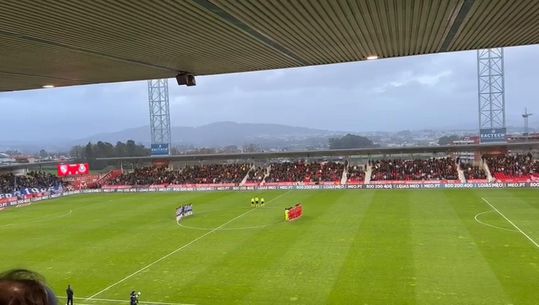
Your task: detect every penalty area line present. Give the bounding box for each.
[86,191,290,300]
[481,197,539,248]
[473,210,517,232]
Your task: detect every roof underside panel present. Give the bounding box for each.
[211,0,462,63]
[0,33,172,89]
[449,0,539,50]
[0,0,538,91]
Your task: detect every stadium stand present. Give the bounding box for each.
[110,164,251,185]
[370,158,458,181]
[459,162,487,180]
[0,173,14,193]
[110,167,175,185]
[97,156,539,187]
[319,161,345,182]
[0,171,63,193]
[245,166,266,183]
[265,161,344,183]
[347,164,366,183]
[265,161,310,183]
[484,153,535,181]
[175,164,250,184]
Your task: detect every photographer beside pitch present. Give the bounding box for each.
[130,290,141,305]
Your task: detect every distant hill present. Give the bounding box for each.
[73,121,344,148]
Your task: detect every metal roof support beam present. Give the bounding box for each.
[440,0,475,52]
[192,0,309,66]
[0,29,178,73]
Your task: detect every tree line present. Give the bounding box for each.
[328,134,377,149]
[70,140,149,169]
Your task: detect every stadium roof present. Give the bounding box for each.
[1,0,538,92]
[0,161,59,171]
[97,142,539,163]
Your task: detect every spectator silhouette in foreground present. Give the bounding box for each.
[0,269,57,305]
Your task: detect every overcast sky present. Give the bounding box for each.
[1,44,538,141]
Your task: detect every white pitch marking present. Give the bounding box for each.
[481,197,539,248]
[0,209,72,228]
[58,296,195,305]
[86,191,290,300]
[474,210,518,232]
[177,222,276,231]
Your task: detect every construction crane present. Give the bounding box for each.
[522,107,533,140]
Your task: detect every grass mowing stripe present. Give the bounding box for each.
[481,197,539,248]
[446,189,539,305]
[239,190,363,305]
[3,189,539,305]
[165,190,321,304]
[0,209,72,228]
[85,191,290,300]
[413,190,511,305]
[327,190,416,304]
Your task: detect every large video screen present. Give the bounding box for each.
[57,163,90,176]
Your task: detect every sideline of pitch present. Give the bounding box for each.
[57,296,195,305]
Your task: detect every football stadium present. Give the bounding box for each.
[1,1,539,305]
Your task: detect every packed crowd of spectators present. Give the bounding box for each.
[319,162,345,182]
[110,161,347,186]
[0,171,63,194]
[484,153,535,178]
[173,164,251,184]
[110,164,251,185]
[370,158,458,181]
[265,161,344,183]
[0,173,14,193]
[110,167,175,185]
[459,162,487,180]
[347,164,366,182]
[266,161,312,183]
[246,166,267,183]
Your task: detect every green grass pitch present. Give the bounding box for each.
[1,189,538,305]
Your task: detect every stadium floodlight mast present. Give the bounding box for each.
[148,79,172,154]
[477,48,506,131]
[147,73,195,156]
